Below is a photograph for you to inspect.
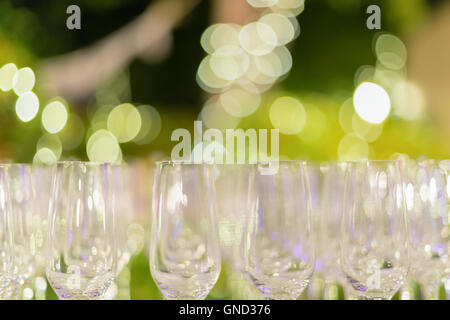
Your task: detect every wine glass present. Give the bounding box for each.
[315,162,348,299]
[7,164,40,299]
[214,164,258,299]
[407,159,450,299]
[30,164,54,300]
[0,165,14,299]
[215,164,256,272]
[340,160,409,300]
[244,161,315,300]
[149,161,221,300]
[46,161,118,300]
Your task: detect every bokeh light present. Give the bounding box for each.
[37,134,62,159]
[12,67,35,95]
[197,56,232,93]
[246,0,278,8]
[201,97,240,130]
[338,133,370,161]
[392,81,425,120]
[271,0,305,17]
[239,22,277,56]
[33,148,57,165]
[107,103,142,143]
[42,100,68,134]
[351,113,383,143]
[87,129,121,163]
[0,63,18,92]
[375,33,407,70]
[253,46,292,78]
[133,105,161,144]
[354,65,375,86]
[353,82,391,124]
[269,96,306,135]
[259,13,295,46]
[219,85,261,118]
[201,24,241,55]
[210,46,249,81]
[15,92,39,122]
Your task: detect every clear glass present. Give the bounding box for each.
[7,164,39,298]
[215,164,255,272]
[407,159,450,299]
[150,161,221,300]
[340,160,409,300]
[0,166,14,299]
[46,161,118,300]
[111,164,132,274]
[314,162,348,299]
[244,161,315,300]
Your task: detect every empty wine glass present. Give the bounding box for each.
[150,161,221,300]
[315,162,348,299]
[340,160,409,300]
[46,161,118,300]
[30,164,54,300]
[215,164,255,272]
[7,164,40,299]
[407,159,450,299]
[244,161,315,300]
[0,165,14,299]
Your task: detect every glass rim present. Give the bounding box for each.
[156,160,308,165]
[55,161,115,167]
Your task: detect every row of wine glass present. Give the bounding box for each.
[0,159,449,300]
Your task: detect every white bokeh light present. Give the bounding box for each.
[15,92,39,122]
[353,82,391,124]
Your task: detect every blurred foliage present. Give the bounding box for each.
[0,0,447,163]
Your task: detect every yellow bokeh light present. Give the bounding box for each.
[33,148,58,165]
[338,133,369,161]
[15,92,39,122]
[107,103,142,143]
[239,22,277,56]
[353,82,391,124]
[42,100,69,134]
[12,67,35,95]
[375,34,407,70]
[259,13,295,46]
[0,63,18,92]
[269,96,306,135]
[87,129,121,163]
[134,105,162,144]
[219,86,261,118]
